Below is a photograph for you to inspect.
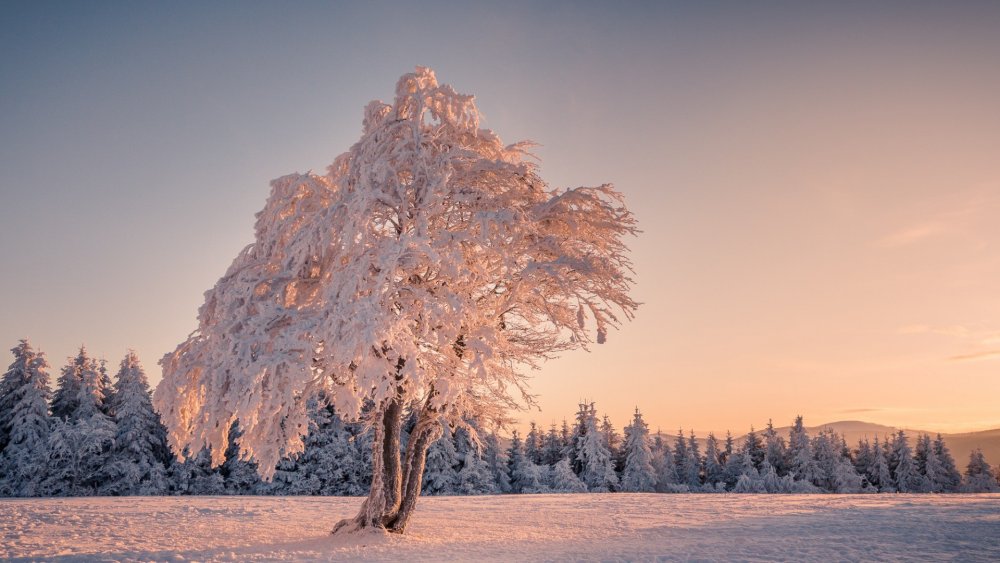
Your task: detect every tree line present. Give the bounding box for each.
[2,340,998,497]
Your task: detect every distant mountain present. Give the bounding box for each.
[769,420,1000,469]
[653,420,1000,470]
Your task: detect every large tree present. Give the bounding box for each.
[154,67,636,533]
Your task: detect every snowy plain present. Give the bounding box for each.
[3,493,999,562]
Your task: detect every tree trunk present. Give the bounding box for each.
[332,399,404,534]
[386,405,441,533]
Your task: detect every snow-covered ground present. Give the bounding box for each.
[2,493,999,561]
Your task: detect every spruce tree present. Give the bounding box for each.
[787,416,822,485]
[0,340,52,496]
[454,425,496,495]
[890,431,920,493]
[702,432,725,488]
[933,434,962,492]
[620,408,656,492]
[549,458,587,493]
[484,432,510,493]
[577,405,618,492]
[542,424,563,466]
[101,352,171,495]
[524,422,543,466]
[221,420,262,494]
[50,346,89,421]
[963,449,1000,492]
[763,419,787,476]
[422,422,459,495]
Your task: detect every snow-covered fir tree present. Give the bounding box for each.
[453,425,496,495]
[549,458,587,493]
[50,347,90,421]
[962,449,1000,492]
[524,422,543,466]
[542,424,563,466]
[484,432,510,494]
[576,404,618,492]
[787,416,822,486]
[423,422,460,495]
[100,352,171,495]
[601,414,625,474]
[933,434,962,492]
[620,408,656,492]
[742,426,765,471]
[681,430,702,489]
[0,340,52,496]
[890,431,921,493]
[702,432,725,489]
[43,352,117,496]
[763,419,787,476]
[914,433,943,493]
[651,433,678,492]
[221,420,262,494]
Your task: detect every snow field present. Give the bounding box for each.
[2,493,999,562]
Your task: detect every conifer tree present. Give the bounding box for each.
[763,419,787,476]
[742,426,765,471]
[652,435,677,492]
[620,408,656,492]
[549,458,587,493]
[542,424,563,466]
[933,434,962,492]
[101,352,171,495]
[0,340,52,496]
[484,432,510,493]
[787,416,822,485]
[962,449,1000,492]
[702,432,725,488]
[601,414,624,474]
[454,425,496,495]
[221,420,262,494]
[890,431,920,493]
[577,405,618,492]
[682,430,701,489]
[524,422,543,466]
[50,347,89,421]
[423,422,460,495]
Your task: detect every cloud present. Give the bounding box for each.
[839,408,883,414]
[876,221,948,248]
[948,350,1000,362]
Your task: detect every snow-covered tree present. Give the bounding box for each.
[101,352,171,495]
[741,426,765,471]
[933,434,962,492]
[601,414,624,474]
[423,422,460,495]
[652,434,677,492]
[620,408,656,492]
[0,340,52,496]
[702,432,725,488]
[889,431,921,493]
[483,432,510,493]
[732,451,765,493]
[221,420,262,494]
[549,458,587,493]
[453,425,496,495]
[50,347,90,421]
[787,416,822,486]
[524,422,542,466]
[542,424,563,466]
[682,430,702,489]
[763,419,787,477]
[576,405,619,492]
[962,449,1000,492]
[154,67,637,533]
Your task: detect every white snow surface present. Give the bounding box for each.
[2,493,999,561]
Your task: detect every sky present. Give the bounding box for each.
[2,1,1000,436]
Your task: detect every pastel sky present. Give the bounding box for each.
[3,1,999,436]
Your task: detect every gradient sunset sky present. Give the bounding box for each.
[3,1,999,435]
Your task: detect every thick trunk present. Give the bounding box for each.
[332,400,404,534]
[332,389,440,535]
[386,406,442,533]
